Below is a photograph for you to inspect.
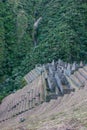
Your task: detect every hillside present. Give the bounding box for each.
[0,61,87,130]
[0,0,87,104]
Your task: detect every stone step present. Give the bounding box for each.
[70,75,83,88]
[35,68,42,75]
[32,69,38,78]
[83,65,87,72]
[78,68,87,80]
[27,71,35,82]
[74,71,86,84]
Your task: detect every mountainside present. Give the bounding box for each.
[0,61,87,130]
[1,88,87,130]
[0,0,87,101]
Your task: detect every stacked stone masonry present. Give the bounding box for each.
[0,59,87,123]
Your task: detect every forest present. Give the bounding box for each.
[0,0,87,102]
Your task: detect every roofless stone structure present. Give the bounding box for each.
[0,60,87,125]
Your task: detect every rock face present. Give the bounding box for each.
[0,60,87,130]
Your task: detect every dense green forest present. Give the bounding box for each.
[0,0,87,102]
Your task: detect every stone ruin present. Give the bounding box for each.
[0,59,87,124]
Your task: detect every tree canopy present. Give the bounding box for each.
[0,0,87,101]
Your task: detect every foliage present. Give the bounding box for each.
[0,0,87,100]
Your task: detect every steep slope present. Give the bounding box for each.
[0,0,87,103]
[0,61,87,130]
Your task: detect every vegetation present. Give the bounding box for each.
[0,0,87,101]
